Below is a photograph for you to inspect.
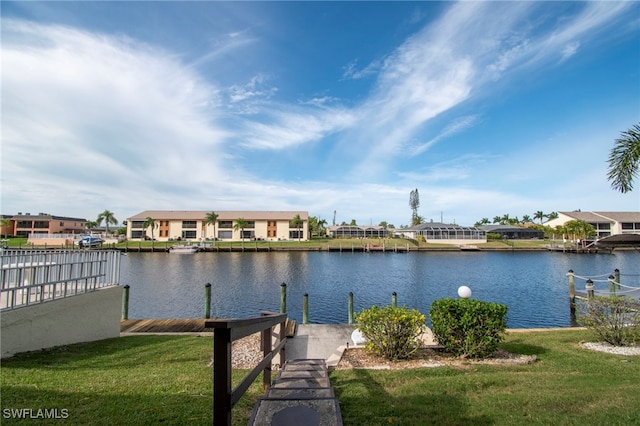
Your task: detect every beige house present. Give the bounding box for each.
[126,210,309,242]
[545,211,640,239]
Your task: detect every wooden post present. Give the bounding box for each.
[614,268,621,289]
[348,292,354,324]
[392,291,397,308]
[568,270,576,325]
[205,283,212,319]
[280,283,287,314]
[122,285,130,320]
[302,293,309,324]
[213,328,232,426]
[586,279,595,299]
[262,322,272,391]
[608,275,616,297]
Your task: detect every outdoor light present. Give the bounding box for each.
[458,285,472,299]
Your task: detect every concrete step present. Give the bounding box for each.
[249,358,343,426]
[249,397,343,426]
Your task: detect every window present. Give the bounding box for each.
[242,230,255,239]
[182,230,196,239]
[182,221,197,229]
[289,230,303,239]
[245,221,255,228]
[131,221,144,229]
[33,221,48,229]
[218,230,232,239]
[219,221,233,229]
[131,230,144,239]
[16,221,32,228]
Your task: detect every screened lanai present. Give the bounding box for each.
[398,222,486,244]
[327,225,389,238]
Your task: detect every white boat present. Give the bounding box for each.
[169,245,200,254]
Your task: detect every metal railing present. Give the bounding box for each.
[0,249,121,310]
[205,311,287,426]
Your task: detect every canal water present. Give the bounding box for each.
[120,250,640,328]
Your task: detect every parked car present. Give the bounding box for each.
[76,236,104,248]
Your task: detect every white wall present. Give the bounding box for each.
[1,286,123,358]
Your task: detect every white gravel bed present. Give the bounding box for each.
[580,341,640,356]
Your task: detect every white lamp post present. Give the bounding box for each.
[458,285,472,299]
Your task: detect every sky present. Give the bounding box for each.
[2,1,639,228]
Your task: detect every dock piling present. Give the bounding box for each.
[205,283,212,319]
[392,291,397,308]
[302,293,309,324]
[122,284,130,320]
[586,279,595,299]
[348,292,354,324]
[280,282,287,314]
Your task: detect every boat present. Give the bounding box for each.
[459,245,480,251]
[169,245,200,254]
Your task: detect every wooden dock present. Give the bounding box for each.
[121,318,297,336]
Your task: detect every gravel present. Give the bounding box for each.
[580,341,640,356]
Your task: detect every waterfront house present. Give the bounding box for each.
[126,210,309,242]
[480,225,544,239]
[544,212,640,239]
[326,225,389,238]
[395,221,487,245]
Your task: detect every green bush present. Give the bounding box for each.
[356,305,426,361]
[578,296,640,346]
[430,298,507,358]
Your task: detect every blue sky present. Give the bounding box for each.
[2,1,639,227]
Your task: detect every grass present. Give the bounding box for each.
[2,330,639,425]
[4,236,555,251]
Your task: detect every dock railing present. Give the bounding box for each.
[205,311,287,426]
[0,249,121,310]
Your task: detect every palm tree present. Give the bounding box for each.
[204,211,219,244]
[96,210,118,236]
[85,220,98,234]
[608,123,640,193]
[234,218,249,246]
[290,214,303,242]
[143,217,158,240]
[533,211,546,224]
[521,215,532,224]
[492,216,502,224]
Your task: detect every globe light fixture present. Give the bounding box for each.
[458,285,472,299]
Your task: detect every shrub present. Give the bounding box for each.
[356,305,426,361]
[430,298,508,358]
[578,296,640,346]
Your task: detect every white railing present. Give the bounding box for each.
[27,233,87,240]
[0,249,121,310]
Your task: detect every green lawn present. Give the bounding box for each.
[4,236,555,251]
[1,330,639,425]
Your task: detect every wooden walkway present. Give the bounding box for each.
[121,318,297,336]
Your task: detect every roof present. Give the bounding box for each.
[327,225,387,230]
[559,211,640,223]
[596,233,640,248]
[404,222,479,231]
[10,213,87,222]
[480,225,542,232]
[128,210,309,221]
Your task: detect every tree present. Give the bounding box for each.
[521,215,532,224]
[533,211,546,224]
[96,210,118,235]
[204,211,219,243]
[290,214,303,242]
[234,218,249,243]
[607,123,640,193]
[85,220,98,233]
[409,188,420,226]
[349,219,357,226]
[547,212,559,221]
[492,216,502,224]
[143,217,158,240]
[1,218,12,238]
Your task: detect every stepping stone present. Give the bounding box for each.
[249,398,342,426]
[272,377,331,388]
[266,387,335,399]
